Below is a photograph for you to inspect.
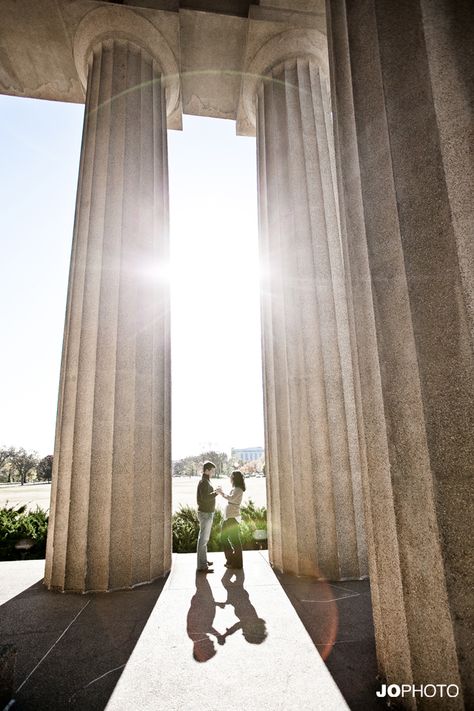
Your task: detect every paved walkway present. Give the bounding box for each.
[0,554,382,710]
[106,552,349,711]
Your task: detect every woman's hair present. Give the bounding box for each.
[231,470,246,491]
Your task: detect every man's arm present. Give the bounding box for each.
[205,478,218,500]
[197,479,218,507]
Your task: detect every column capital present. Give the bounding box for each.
[73,5,180,120]
[238,28,328,135]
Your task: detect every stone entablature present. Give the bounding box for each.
[0,0,325,130]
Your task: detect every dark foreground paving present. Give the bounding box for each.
[275,571,385,711]
[0,561,166,710]
[0,556,385,711]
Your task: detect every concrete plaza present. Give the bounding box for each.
[0,553,381,710]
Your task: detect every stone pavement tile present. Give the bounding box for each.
[106,552,350,711]
[274,573,384,711]
[0,561,167,710]
[166,549,276,590]
[0,556,382,711]
[0,560,45,605]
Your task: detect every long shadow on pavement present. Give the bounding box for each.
[186,568,267,662]
[0,574,167,710]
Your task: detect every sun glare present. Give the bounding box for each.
[142,260,173,285]
[168,116,264,460]
[0,99,264,462]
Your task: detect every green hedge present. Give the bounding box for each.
[0,500,267,560]
[0,504,49,560]
[172,500,267,553]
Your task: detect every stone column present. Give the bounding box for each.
[247,35,367,580]
[327,0,473,705]
[44,9,179,593]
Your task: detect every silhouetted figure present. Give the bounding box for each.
[186,572,225,661]
[186,565,267,662]
[219,569,267,645]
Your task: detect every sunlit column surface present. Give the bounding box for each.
[45,36,172,592]
[256,56,367,580]
[327,0,473,705]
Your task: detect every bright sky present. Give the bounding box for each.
[0,95,264,460]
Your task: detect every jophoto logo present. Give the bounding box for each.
[376,684,460,699]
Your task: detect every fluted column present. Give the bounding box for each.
[256,56,367,580]
[45,34,172,592]
[327,0,473,706]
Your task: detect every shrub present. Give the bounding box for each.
[241,499,267,548]
[172,505,199,553]
[171,505,224,553]
[241,499,267,530]
[0,504,49,560]
[0,500,267,559]
[208,509,224,552]
[171,500,267,553]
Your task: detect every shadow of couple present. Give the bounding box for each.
[186,568,267,662]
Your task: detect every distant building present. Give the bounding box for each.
[231,446,264,463]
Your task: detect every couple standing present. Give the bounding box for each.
[196,460,246,573]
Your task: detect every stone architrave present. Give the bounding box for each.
[243,31,368,580]
[327,0,473,705]
[44,7,179,593]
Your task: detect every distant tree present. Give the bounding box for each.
[172,450,231,478]
[0,446,15,482]
[37,455,53,482]
[240,459,258,475]
[239,456,265,476]
[9,448,39,486]
[0,446,14,469]
[198,451,231,479]
[173,456,197,477]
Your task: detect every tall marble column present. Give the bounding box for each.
[45,10,179,592]
[327,0,473,705]
[254,49,367,580]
